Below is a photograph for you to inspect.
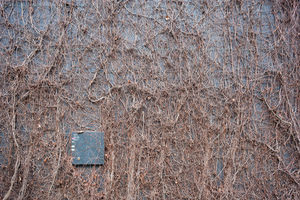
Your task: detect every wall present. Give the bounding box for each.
[0,0,299,199]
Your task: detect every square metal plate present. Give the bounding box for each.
[71,131,104,165]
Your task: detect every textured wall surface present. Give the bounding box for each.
[0,0,299,199]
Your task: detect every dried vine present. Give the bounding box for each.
[0,0,299,199]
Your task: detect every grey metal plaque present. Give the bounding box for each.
[71,131,104,165]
